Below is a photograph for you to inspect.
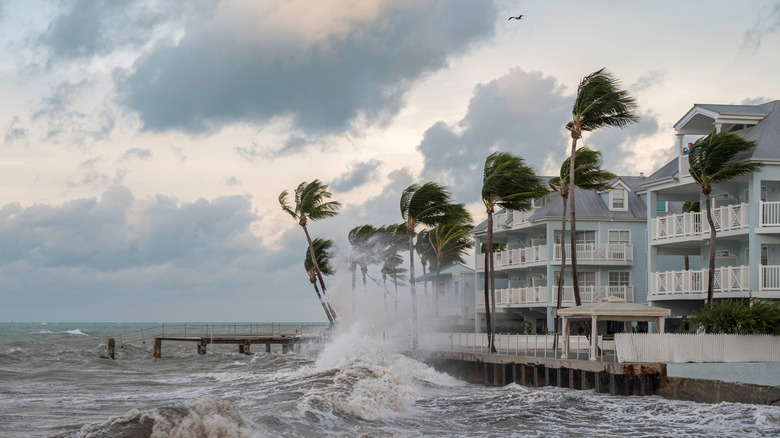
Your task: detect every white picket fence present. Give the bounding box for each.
[615,333,780,363]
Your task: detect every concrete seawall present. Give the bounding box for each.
[421,351,780,405]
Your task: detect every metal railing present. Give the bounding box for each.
[110,323,330,347]
[416,332,615,362]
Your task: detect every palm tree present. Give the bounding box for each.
[548,147,615,347]
[482,152,548,352]
[415,229,435,310]
[688,131,762,304]
[279,180,341,324]
[400,182,469,347]
[348,224,380,294]
[304,238,336,323]
[566,68,638,305]
[380,223,408,315]
[681,201,700,271]
[427,221,474,316]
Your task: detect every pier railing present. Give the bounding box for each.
[416,332,616,362]
[110,323,330,347]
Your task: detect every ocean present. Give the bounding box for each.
[1,321,779,437]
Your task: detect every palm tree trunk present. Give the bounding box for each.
[408,232,418,349]
[705,190,716,304]
[421,263,429,313]
[435,259,441,317]
[568,137,582,307]
[311,280,335,324]
[484,212,495,352]
[361,264,368,294]
[302,224,338,323]
[393,273,399,318]
[554,193,568,350]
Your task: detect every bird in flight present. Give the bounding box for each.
[508,15,524,20]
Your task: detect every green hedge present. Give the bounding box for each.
[688,298,780,335]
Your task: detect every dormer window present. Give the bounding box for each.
[610,188,627,211]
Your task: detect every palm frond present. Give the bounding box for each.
[688,131,763,186]
[304,238,335,276]
[569,68,639,135]
[482,151,548,212]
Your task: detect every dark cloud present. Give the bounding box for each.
[418,68,572,204]
[331,160,381,192]
[37,0,209,63]
[0,188,327,321]
[119,147,152,161]
[116,1,499,136]
[225,176,241,186]
[3,116,28,146]
[742,1,780,53]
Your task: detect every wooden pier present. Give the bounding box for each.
[105,323,329,359]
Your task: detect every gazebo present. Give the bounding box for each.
[557,298,671,361]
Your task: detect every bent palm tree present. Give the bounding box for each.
[280,180,341,324]
[548,147,615,347]
[566,68,638,305]
[688,131,762,304]
[304,238,336,322]
[482,152,548,352]
[401,182,469,347]
[427,221,474,317]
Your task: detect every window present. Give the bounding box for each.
[611,188,627,210]
[656,200,667,213]
[762,245,769,266]
[762,186,768,202]
[609,271,630,287]
[608,230,630,245]
[578,272,596,287]
[576,230,596,245]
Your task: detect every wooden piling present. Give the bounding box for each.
[265,343,271,353]
[198,340,207,355]
[107,338,115,360]
[154,338,162,359]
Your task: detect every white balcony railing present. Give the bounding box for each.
[476,245,548,270]
[562,285,634,304]
[552,243,633,263]
[761,201,780,227]
[491,207,542,230]
[650,265,751,297]
[652,202,749,241]
[476,285,634,308]
[760,265,780,291]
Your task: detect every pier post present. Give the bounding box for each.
[154,338,162,359]
[240,340,251,355]
[198,340,207,355]
[107,338,115,360]
[265,343,271,353]
[282,343,289,354]
[492,364,502,386]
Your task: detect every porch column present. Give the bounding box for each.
[590,315,598,361]
[657,317,665,334]
[561,316,569,359]
[749,172,761,293]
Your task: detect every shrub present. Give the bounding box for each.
[688,298,780,335]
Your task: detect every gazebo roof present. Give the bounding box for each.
[557,298,671,318]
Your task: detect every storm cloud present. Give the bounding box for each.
[331,160,381,193]
[116,0,499,136]
[417,68,571,204]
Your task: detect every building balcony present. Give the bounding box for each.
[649,265,780,300]
[491,207,541,230]
[476,245,547,270]
[552,243,633,265]
[651,201,780,243]
[476,285,633,308]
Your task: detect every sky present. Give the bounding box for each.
[1,0,780,322]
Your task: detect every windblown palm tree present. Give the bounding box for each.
[401,182,469,347]
[415,229,435,308]
[348,224,380,295]
[688,131,762,304]
[681,201,700,271]
[548,147,615,346]
[279,180,341,324]
[304,238,336,323]
[380,223,408,315]
[482,152,548,352]
[566,68,638,305]
[427,221,474,316]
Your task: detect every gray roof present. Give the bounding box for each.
[416,263,474,282]
[529,176,647,221]
[740,101,780,161]
[642,157,678,187]
[695,103,773,117]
